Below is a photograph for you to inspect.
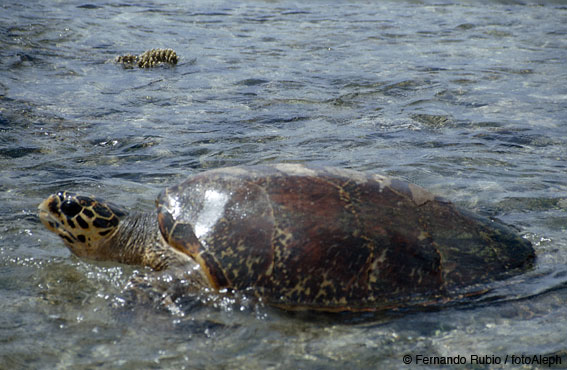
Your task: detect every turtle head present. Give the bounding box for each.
[38,191,127,259]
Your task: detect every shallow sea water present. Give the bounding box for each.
[1,0,567,368]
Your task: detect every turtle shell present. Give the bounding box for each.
[156,164,534,311]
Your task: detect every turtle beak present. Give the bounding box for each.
[38,195,60,233]
[39,195,83,251]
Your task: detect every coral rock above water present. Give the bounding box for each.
[115,48,178,68]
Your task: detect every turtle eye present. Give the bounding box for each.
[61,200,82,218]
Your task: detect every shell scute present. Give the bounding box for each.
[157,173,276,290]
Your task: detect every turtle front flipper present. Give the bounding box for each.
[38,191,126,260]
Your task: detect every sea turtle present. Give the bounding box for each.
[38,164,535,312]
